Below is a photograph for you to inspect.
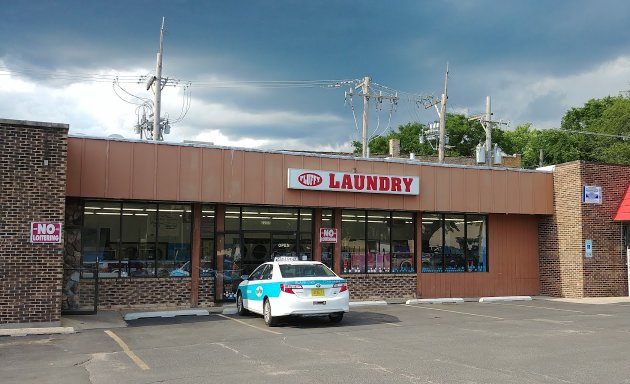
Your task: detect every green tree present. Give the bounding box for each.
[443,114,485,156]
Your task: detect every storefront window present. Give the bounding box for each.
[367,211,389,273]
[421,214,443,272]
[217,233,242,301]
[121,202,158,277]
[466,215,487,272]
[217,206,313,300]
[83,201,121,278]
[422,213,488,273]
[342,210,366,273]
[200,205,215,277]
[81,201,194,279]
[320,209,334,268]
[342,210,415,274]
[156,204,192,277]
[242,206,298,231]
[225,206,241,231]
[392,213,415,273]
[444,214,465,272]
[299,209,313,259]
[300,232,312,260]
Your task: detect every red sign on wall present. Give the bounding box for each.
[31,222,63,244]
[320,228,337,243]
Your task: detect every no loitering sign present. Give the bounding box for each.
[320,228,337,243]
[31,222,62,244]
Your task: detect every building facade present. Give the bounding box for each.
[2,118,628,327]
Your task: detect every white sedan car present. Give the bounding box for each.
[236,257,350,326]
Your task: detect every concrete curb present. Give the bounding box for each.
[479,296,532,303]
[406,298,464,304]
[221,306,238,315]
[123,309,210,321]
[0,327,75,337]
[349,300,388,307]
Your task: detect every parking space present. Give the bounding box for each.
[2,298,630,384]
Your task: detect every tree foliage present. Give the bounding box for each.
[352,95,630,167]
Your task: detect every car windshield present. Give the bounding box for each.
[279,264,337,278]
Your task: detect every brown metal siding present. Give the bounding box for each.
[80,139,107,197]
[66,138,553,215]
[180,147,202,201]
[418,214,540,298]
[201,149,223,202]
[156,144,180,201]
[107,141,133,198]
[131,143,156,200]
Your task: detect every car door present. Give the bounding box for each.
[242,264,268,314]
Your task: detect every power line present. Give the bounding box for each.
[562,129,630,140]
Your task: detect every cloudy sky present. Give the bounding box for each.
[2,0,630,152]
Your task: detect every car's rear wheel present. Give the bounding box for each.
[263,299,277,327]
[236,292,249,316]
[329,312,344,324]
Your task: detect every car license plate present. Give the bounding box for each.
[311,288,324,297]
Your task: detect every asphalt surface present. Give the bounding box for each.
[2,298,630,384]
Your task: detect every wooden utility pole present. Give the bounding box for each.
[485,96,492,166]
[346,77,399,158]
[438,64,449,163]
[153,17,165,141]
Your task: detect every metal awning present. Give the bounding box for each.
[614,183,630,221]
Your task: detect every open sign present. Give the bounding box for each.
[31,222,63,244]
[320,228,337,243]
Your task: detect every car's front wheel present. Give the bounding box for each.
[236,292,249,316]
[329,312,344,324]
[263,299,278,327]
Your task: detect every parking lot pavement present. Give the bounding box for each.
[2,298,630,384]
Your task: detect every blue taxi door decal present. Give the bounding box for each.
[243,282,281,301]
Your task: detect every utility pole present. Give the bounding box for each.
[346,77,399,158]
[153,17,165,141]
[438,63,449,163]
[469,95,508,166]
[361,76,370,158]
[484,96,492,166]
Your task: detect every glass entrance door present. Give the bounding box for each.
[271,233,297,259]
[218,233,242,301]
[242,233,271,277]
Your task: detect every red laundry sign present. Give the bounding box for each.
[31,222,63,244]
[288,168,419,195]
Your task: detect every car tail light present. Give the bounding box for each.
[333,282,348,293]
[280,284,302,294]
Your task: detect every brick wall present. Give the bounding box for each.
[580,162,629,296]
[539,161,629,298]
[0,119,68,325]
[343,274,417,300]
[79,277,215,310]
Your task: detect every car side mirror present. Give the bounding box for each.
[240,275,249,281]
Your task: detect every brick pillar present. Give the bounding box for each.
[0,119,69,326]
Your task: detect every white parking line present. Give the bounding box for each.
[492,302,585,313]
[402,304,505,320]
[217,314,283,335]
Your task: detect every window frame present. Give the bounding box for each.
[421,213,488,273]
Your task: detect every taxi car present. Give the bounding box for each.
[236,257,349,326]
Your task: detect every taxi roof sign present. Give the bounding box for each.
[274,256,300,262]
